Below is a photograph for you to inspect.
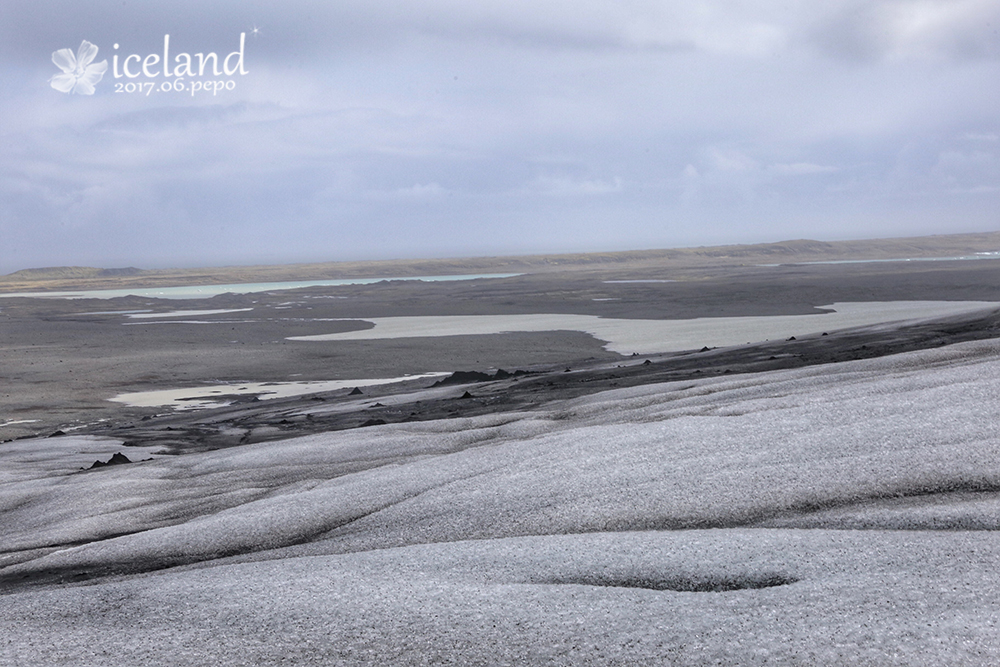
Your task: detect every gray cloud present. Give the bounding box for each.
[1,1,999,272]
[807,0,1000,62]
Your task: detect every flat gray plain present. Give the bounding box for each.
[5,255,1000,441]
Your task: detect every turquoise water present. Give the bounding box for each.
[758,252,1000,267]
[0,274,522,300]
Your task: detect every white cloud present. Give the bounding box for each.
[527,174,623,196]
[768,162,839,176]
[933,148,999,191]
[705,148,759,173]
[949,185,1000,194]
[393,182,447,197]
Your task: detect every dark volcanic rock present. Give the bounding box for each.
[349,387,364,396]
[433,369,528,387]
[434,371,494,386]
[89,452,132,469]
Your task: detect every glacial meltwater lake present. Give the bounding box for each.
[0,274,522,300]
[288,301,1000,355]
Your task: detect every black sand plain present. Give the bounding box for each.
[3,232,1000,451]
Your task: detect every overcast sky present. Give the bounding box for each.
[1,1,998,272]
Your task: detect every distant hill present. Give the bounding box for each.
[1,266,145,281]
[2,232,999,293]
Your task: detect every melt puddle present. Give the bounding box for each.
[127,308,253,319]
[110,373,449,410]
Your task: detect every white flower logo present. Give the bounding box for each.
[50,40,108,95]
